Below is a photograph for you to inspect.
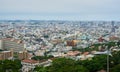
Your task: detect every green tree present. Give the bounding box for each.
[51,58,89,72]
[77,55,107,72]
[110,51,120,67]
[34,58,89,72]
[110,64,120,72]
[31,55,54,61]
[34,66,48,72]
[93,55,107,69]
[0,59,22,72]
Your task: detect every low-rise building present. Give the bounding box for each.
[0,50,13,60]
[66,40,77,46]
[21,59,39,72]
[67,51,81,56]
[18,50,28,60]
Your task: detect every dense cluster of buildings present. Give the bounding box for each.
[0,20,120,71]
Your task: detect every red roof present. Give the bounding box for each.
[98,37,104,42]
[67,51,80,56]
[22,59,39,64]
[83,52,89,55]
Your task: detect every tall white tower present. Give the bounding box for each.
[0,39,3,49]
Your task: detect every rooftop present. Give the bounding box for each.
[22,59,39,64]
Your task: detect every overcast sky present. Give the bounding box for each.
[0,0,120,20]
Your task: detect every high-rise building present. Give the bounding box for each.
[0,39,3,49]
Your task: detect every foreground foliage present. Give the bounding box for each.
[0,59,22,72]
[34,51,120,72]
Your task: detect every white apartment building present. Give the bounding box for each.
[0,38,25,52]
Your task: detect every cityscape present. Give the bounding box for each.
[0,0,120,72]
[0,20,120,72]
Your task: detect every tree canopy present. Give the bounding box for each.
[34,58,89,72]
[34,51,120,72]
[0,59,22,72]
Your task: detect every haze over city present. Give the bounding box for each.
[1,0,120,72]
[0,0,120,20]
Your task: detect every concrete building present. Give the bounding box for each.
[18,50,28,60]
[0,38,25,52]
[21,59,39,72]
[0,50,13,60]
[0,39,3,49]
[66,40,77,46]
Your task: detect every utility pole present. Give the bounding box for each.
[107,49,109,72]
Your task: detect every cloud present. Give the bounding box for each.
[0,0,119,13]
[0,0,120,20]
